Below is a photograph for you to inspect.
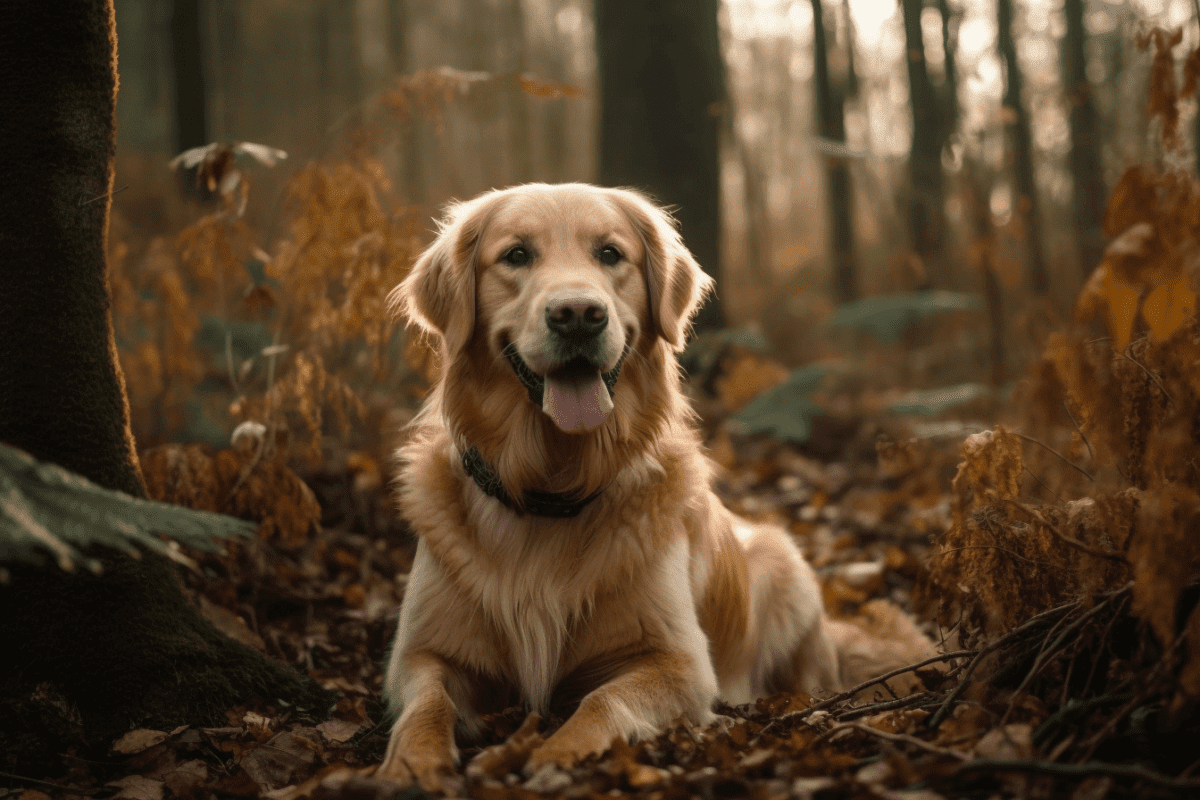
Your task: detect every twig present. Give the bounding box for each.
[78,184,128,206]
[815,721,969,760]
[1024,464,1065,503]
[755,650,976,741]
[1080,591,1129,699]
[999,596,1118,727]
[1033,693,1134,746]
[1115,349,1174,406]
[1012,432,1095,482]
[1062,401,1095,464]
[0,771,96,794]
[833,691,933,721]
[1006,501,1127,564]
[927,545,1049,567]
[929,601,1081,728]
[957,758,1200,789]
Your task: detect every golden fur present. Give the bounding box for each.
[380,184,927,790]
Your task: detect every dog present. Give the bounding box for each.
[380,184,930,790]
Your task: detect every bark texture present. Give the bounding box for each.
[595,0,724,331]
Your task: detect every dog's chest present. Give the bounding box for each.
[467,510,645,712]
[475,558,581,712]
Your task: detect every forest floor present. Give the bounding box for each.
[8,363,1198,800]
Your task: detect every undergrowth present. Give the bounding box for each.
[922,28,1200,767]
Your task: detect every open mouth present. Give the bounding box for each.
[503,343,625,434]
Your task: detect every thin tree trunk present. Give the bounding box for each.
[963,165,1005,392]
[1063,0,1106,278]
[171,0,207,154]
[595,0,725,331]
[900,0,946,287]
[0,0,330,756]
[998,0,1049,294]
[812,0,858,303]
[936,0,959,141]
[497,0,534,185]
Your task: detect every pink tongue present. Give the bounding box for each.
[542,369,613,433]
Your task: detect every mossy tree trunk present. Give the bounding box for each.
[595,0,725,332]
[0,0,329,769]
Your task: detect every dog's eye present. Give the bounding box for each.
[597,245,622,266]
[502,246,532,267]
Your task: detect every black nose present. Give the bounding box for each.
[546,301,608,339]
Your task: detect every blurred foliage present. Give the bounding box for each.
[730,365,832,443]
[887,383,989,416]
[831,290,982,343]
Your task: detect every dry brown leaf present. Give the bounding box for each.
[239,729,323,792]
[105,775,165,800]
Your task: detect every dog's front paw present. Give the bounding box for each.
[524,740,591,773]
[377,753,460,795]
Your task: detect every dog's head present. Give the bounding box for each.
[394,184,713,435]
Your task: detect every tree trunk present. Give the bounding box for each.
[812,0,858,304]
[899,0,946,287]
[171,0,208,154]
[0,0,330,764]
[998,0,1049,294]
[595,0,724,331]
[935,0,959,141]
[1063,0,1106,279]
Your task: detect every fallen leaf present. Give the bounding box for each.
[973,723,1034,760]
[111,728,171,755]
[315,719,361,744]
[200,596,266,652]
[163,759,209,798]
[106,775,165,800]
[239,730,322,791]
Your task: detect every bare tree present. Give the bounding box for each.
[899,0,946,286]
[1063,0,1106,278]
[812,0,858,303]
[595,0,724,331]
[997,0,1049,293]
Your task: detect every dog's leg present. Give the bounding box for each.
[378,650,461,791]
[526,650,711,771]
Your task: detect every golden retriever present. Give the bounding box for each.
[380,184,928,790]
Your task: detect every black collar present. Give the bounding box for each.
[461,446,603,518]
[459,346,625,518]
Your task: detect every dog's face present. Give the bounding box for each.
[395,184,713,435]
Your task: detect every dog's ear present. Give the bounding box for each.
[609,189,715,349]
[390,194,497,358]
